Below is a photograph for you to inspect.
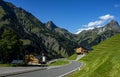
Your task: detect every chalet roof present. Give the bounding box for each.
[25,54,41,60]
[78,45,92,51]
[76,47,87,50]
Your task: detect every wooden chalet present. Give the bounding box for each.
[24,54,41,64]
[76,47,88,54]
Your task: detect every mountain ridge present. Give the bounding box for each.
[0,0,78,63]
[0,0,120,63]
[76,20,120,48]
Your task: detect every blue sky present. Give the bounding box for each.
[5,0,120,34]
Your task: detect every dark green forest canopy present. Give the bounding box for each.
[0,28,23,63]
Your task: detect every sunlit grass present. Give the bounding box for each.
[67,34,120,77]
[49,59,69,66]
[0,64,13,67]
[67,53,77,60]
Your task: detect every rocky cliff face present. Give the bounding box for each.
[45,21,76,41]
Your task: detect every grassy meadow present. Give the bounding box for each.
[49,59,69,66]
[67,34,120,77]
[67,53,77,60]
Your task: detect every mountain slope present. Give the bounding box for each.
[0,0,76,62]
[68,34,120,77]
[76,20,120,48]
[45,21,76,41]
[0,0,120,63]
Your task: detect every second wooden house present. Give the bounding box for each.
[76,47,88,54]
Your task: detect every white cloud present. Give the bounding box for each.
[76,14,114,34]
[75,27,94,34]
[87,14,114,27]
[88,20,103,27]
[99,14,114,20]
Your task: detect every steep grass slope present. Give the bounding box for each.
[67,54,77,60]
[49,59,69,66]
[68,34,120,77]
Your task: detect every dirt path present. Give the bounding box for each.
[76,54,85,61]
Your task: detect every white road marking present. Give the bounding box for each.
[58,67,79,77]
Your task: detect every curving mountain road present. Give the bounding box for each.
[7,61,82,77]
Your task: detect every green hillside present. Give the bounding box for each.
[68,34,120,77]
[67,53,77,60]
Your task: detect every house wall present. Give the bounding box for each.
[76,47,88,54]
[24,54,40,64]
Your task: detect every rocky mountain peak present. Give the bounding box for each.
[104,20,120,32]
[109,20,119,24]
[107,20,119,27]
[76,19,120,48]
[45,21,58,31]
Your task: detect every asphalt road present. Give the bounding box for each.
[7,61,82,77]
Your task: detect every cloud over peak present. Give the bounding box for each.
[76,14,115,34]
[99,14,114,20]
[88,20,103,27]
[88,14,114,27]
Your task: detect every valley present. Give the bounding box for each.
[0,0,120,77]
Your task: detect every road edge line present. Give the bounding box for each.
[0,68,46,77]
[58,62,83,77]
[47,60,72,70]
[58,67,79,77]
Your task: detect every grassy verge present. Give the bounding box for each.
[49,59,69,66]
[0,63,27,67]
[67,54,77,60]
[0,64,13,67]
[67,34,120,77]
